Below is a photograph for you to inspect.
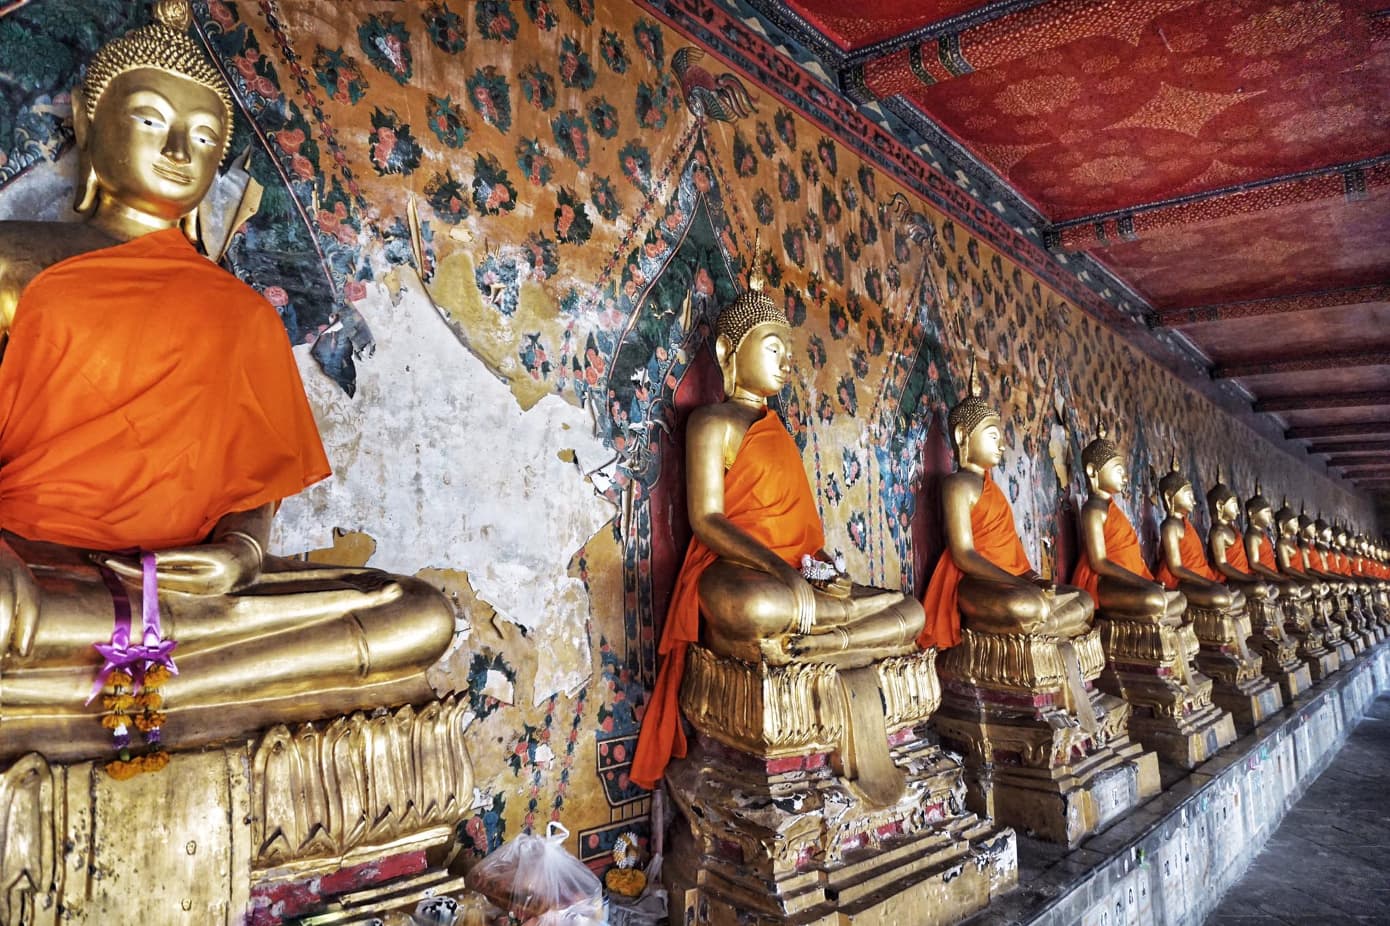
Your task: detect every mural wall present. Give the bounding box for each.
[0,0,1374,871]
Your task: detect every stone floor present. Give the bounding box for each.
[1205,693,1390,925]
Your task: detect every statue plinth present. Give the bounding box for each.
[1245,597,1312,702]
[1340,590,1378,649]
[0,697,474,925]
[665,646,1017,925]
[1185,605,1283,731]
[1286,595,1340,680]
[1320,592,1359,664]
[931,628,1159,847]
[1091,616,1236,768]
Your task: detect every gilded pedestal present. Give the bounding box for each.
[1092,616,1236,768]
[665,647,1017,926]
[1186,605,1283,731]
[1320,592,1357,665]
[0,698,473,925]
[1284,595,1339,681]
[930,627,1158,847]
[1245,597,1311,702]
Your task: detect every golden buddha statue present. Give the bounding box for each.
[1291,509,1351,670]
[0,2,455,767]
[636,263,1014,925]
[926,368,1155,847]
[1071,427,1233,768]
[1310,516,1362,659]
[1155,462,1277,730]
[1332,523,1382,646]
[1207,476,1308,701]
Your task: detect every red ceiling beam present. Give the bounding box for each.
[1253,389,1390,413]
[1309,439,1390,454]
[844,0,1203,101]
[1326,453,1390,467]
[1214,350,1390,380]
[1286,422,1390,440]
[1153,284,1390,329]
[1049,160,1390,253]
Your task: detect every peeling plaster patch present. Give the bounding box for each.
[273,278,615,703]
[303,527,378,566]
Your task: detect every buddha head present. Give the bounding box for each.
[1081,423,1125,495]
[1315,516,1332,545]
[1334,524,1349,550]
[948,359,1002,473]
[1206,466,1240,525]
[1275,497,1300,538]
[1298,506,1316,543]
[714,254,791,400]
[73,0,234,229]
[1157,455,1194,517]
[1244,482,1274,531]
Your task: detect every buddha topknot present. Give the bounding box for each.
[715,255,789,353]
[947,358,999,455]
[1081,422,1119,472]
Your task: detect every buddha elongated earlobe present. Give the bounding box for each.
[73,163,99,215]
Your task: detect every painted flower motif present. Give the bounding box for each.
[515,137,554,186]
[857,164,876,200]
[820,185,841,224]
[860,209,878,245]
[836,374,858,415]
[559,36,596,90]
[816,137,837,176]
[775,107,797,149]
[368,107,421,175]
[863,317,882,356]
[635,80,669,130]
[752,190,774,225]
[466,66,513,132]
[817,394,834,424]
[551,110,591,166]
[522,232,559,280]
[781,225,805,268]
[782,285,807,326]
[825,473,843,506]
[776,161,800,202]
[806,333,827,369]
[842,447,863,487]
[847,512,868,552]
[521,0,557,30]
[618,141,651,189]
[263,285,289,307]
[475,0,519,42]
[850,348,870,379]
[589,176,621,220]
[827,299,848,339]
[427,94,469,148]
[424,169,470,223]
[804,210,822,243]
[206,0,237,29]
[864,268,884,306]
[312,46,369,104]
[845,232,862,263]
[587,97,619,139]
[599,29,629,73]
[565,0,595,25]
[554,187,594,244]
[357,13,413,85]
[732,130,758,178]
[472,153,518,214]
[423,2,467,53]
[519,63,555,111]
[754,121,776,157]
[633,18,664,68]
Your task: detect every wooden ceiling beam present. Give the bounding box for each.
[1214,350,1390,379]
[1309,439,1390,454]
[1325,453,1390,467]
[1253,390,1390,413]
[1287,422,1390,440]
[1153,284,1390,329]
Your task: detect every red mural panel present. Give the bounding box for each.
[905,0,1390,219]
[782,0,989,50]
[1091,186,1390,307]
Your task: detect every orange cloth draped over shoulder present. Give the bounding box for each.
[1070,499,1152,602]
[1250,532,1279,572]
[630,410,824,790]
[1156,519,1219,589]
[0,228,330,551]
[1310,547,1328,572]
[1227,529,1254,573]
[918,472,1030,650]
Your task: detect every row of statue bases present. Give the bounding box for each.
[1,4,1387,923]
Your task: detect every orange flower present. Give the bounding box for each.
[144,666,172,687]
[134,712,167,732]
[103,694,135,712]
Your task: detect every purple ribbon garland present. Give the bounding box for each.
[88,552,179,704]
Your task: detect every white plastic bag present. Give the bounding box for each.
[468,822,605,924]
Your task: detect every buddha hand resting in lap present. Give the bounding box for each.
[921,363,1091,647]
[1072,428,1185,624]
[1205,473,1277,605]
[630,265,923,789]
[1155,459,1244,612]
[0,2,453,765]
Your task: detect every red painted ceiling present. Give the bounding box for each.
[772,0,1390,493]
[906,0,1390,219]
[781,1,985,50]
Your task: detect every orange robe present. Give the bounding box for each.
[1250,532,1279,573]
[1070,499,1153,603]
[1156,519,1219,589]
[919,472,1031,650]
[0,228,329,551]
[1226,528,1254,574]
[630,411,824,790]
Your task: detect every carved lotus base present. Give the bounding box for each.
[667,646,1017,925]
[1290,598,1341,681]
[932,628,1159,847]
[1092,615,1236,769]
[1186,606,1283,732]
[0,698,474,925]
[663,732,1017,926]
[1246,597,1311,702]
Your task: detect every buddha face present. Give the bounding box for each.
[1091,456,1127,495]
[1279,517,1298,537]
[962,416,1003,470]
[82,67,228,220]
[731,323,792,398]
[1248,505,1273,530]
[1216,495,1239,524]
